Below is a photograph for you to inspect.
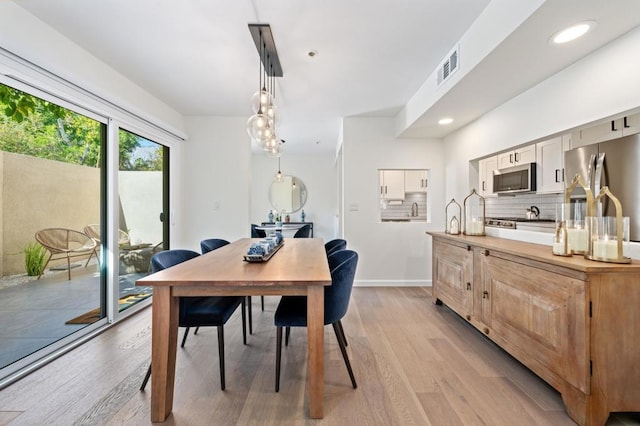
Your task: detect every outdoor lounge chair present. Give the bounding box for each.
[35,228,97,280]
[83,224,130,264]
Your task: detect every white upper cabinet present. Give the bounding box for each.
[496,144,536,169]
[404,170,427,192]
[572,113,640,148]
[379,170,405,200]
[536,136,569,194]
[478,156,498,197]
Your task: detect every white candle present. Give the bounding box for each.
[553,242,568,255]
[567,228,588,252]
[449,217,459,234]
[467,219,483,234]
[592,239,618,259]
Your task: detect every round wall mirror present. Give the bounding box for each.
[269,175,307,214]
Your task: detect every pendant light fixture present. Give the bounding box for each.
[274,157,283,182]
[246,30,271,145]
[247,24,283,153]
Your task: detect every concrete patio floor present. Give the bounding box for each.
[0,262,151,370]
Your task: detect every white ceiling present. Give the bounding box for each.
[13,0,640,154]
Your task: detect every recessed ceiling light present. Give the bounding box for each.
[438,117,454,125]
[551,21,596,44]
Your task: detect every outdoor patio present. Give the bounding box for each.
[0,261,151,369]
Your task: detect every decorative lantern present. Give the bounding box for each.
[561,175,594,255]
[463,189,485,236]
[585,186,631,263]
[445,198,462,235]
[552,220,571,256]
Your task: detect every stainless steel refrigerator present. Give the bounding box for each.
[564,133,640,241]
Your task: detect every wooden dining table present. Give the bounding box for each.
[136,238,332,422]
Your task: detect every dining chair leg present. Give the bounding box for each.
[140,363,151,391]
[285,326,291,346]
[181,327,190,348]
[336,320,348,347]
[217,326,225,391]
[241,299,247,345]
[66,255,71,280]
[261,296,265,311]
[247,296,253,335]
[275,326,283,392]
[194,326,200,335]
[332,322,357,389]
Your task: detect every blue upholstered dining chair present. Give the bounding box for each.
[293,223,312,238]
[251,224,266,238]
[324,238,347,256]
[200,238,230,254]
[274,249,359,392]
[140,249,246,391]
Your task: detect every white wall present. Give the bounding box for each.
[250,153,337,241]
[175,117,251,251]
[444,26,640,203]
[343,117,444,286]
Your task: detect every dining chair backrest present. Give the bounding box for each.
[251,224,266,238]
[293,224,312,238]
[151,249,200,273]
[325,239,347,256]
[200,238,230,254]
[324,249,358,325]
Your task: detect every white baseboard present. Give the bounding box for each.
[354,280,431,287]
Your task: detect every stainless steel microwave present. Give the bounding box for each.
[493,162,536,194]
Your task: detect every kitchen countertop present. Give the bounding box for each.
[381,216,426,222]
[427,232,640,272]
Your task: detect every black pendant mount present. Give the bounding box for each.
[248,24,283,77]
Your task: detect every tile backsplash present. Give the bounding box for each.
[380,192,427,220]
[485,193,563,220]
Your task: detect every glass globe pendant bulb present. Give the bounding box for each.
[274,157,283,182]
[251,90,274,114]
[246,112,271,142]
[263,133,279,152]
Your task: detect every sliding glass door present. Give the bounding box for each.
[0,82,170,383]
[117,129,167,311]
[0,83,106,372]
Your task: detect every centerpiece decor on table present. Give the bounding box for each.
[463,189,485,236]
[445,198,461,235]
[244,232,284,262]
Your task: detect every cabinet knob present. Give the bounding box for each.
[482,291,489,299]
[467,245,472,251]
[624,116,630,128]
[465,315,471,321]
[466,282,471,291]
[611,120,619,132]
[483,327,490,335]
[483,249,489,256]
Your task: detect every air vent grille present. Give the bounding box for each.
[437,45,459,86]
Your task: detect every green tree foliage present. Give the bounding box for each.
[0,83,161,170]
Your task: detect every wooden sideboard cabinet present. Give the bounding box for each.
[429,232,640,426]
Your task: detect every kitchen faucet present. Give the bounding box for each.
[411,202,418,217]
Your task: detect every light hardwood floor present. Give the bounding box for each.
[0,287,638,425]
